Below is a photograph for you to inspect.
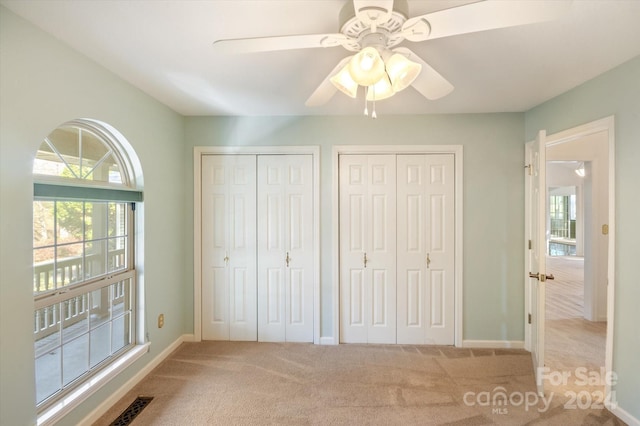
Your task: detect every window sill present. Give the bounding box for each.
[37,343,150,426]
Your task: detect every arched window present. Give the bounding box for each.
[32,119,142,411]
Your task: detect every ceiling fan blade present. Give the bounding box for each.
[353,0,394,29]
[213,33,355,54]
[305,56,353,107]
[394,47,454,100]
[402,0,572,42]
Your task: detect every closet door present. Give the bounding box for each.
[397,154,455,344]
[201,155,257,341]
[257,155,314,342]
[339,155,396,343]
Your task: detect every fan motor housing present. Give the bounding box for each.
[339,0,409,51]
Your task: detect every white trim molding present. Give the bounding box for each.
[319,337,336,345]
[462,340,525,349]
[193,146,321,343]
[607,404,640,426]
[331,145,464,347]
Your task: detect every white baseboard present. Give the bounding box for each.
[81,334,193,425]
[320,336,336,345]
[608,403,640,426]
[182,333,196,343]
[462,340,525,349]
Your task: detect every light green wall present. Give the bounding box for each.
[184,114,526,342]
[525,55,640,421]
[0,7,186,425]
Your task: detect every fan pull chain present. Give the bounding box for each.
[363,86,369,116]
[371,85,377,119]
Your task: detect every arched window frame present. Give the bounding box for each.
[32,119,146,421]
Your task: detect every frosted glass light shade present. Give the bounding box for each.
[349,47,386,86]
[330,65,358,98]
[366,74,394,101]
[386,53,422,92]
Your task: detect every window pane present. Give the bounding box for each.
[62,334,89,386]
[111,313,131,354]
[89,323,110,368]
[57,243,84,288]
[34,305,61,358]
[56,201,84,243]
[108,237,127,272]
[62,295,89,343]
[85,201,108,241]
[109,202,127,237]
[34,304,63,403]
[112,279,131,316]
[80,130,110,180]
[34,247,55,293]
[34,127,80,179]
[89,288,111,330]
[33,201,55,248]
[35,349,61,405]
[85,240,106,280]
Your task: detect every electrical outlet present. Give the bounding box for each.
[158,313,164,328]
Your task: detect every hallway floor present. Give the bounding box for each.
[545,256,609,408]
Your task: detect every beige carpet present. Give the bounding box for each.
[95,342,623,425]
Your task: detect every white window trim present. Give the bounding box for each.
[37,342,150,426]
[331,145,464,347]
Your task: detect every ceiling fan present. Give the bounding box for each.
[213,0,571,112]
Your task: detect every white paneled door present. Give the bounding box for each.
[397,155,455,344]
[257,155,314,342]
[339,155,397,343]
[201,155,257,341]
[527,131,548,396]
[339,154,455,345]
[201,153,315,342]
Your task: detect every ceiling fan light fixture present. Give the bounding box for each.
[330,64,359,98]
[386,52,422,93]
[348,46,386,86]
[366,74,394,101]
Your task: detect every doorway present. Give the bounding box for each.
[525,116,615,403]
[545,128,610,400]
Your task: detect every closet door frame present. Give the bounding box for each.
[332,145,464,347]
[194,146,320,343]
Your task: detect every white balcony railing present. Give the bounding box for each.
[34,249,126,340]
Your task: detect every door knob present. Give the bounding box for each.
[285,252,291,267]
[223,251,229,266]
[363,252,368,268]
[529,272,555,282]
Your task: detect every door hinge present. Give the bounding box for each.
[525,164,532,176]
[528,313,532,324]
[528,240,532,250]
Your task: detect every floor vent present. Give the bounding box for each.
[110,396,154,426]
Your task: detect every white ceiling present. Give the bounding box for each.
[3,0,640,116]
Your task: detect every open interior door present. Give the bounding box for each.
[526,130,554,396]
